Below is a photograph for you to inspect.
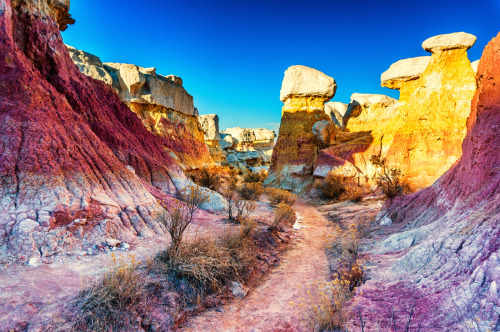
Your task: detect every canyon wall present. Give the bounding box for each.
[266,65,336,192]
[350,32,500,331]
[198,114,227,165]
[0,0,224,259]
[68,46,215,171]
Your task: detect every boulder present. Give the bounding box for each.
[280,65,336,102]
[312,120,335,146]
[324,101,347,127]
[422,31,477,52]
[381,56,430,89]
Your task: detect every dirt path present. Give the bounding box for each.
[183,201,334,332]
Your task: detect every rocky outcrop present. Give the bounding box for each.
[266,65,336,192]
[323,32,477,190]
[68,46,214,171]
[221,127,276,172]
[0,0,224,259]
[198,114,227,164]
[350,32,500,331]
[382,32,477,188]
[325,101,347,127]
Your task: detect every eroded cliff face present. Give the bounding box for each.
[266,65,336,192]
[349,33,500,331]
[0,0,224,259]
[383,32,477,188]
[68,46,215,171]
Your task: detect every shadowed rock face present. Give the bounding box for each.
[0,0,224,258]
[266,65,336,192]
[349,32,500,331]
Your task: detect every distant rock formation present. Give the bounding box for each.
[0,0,225,259]
[198,114,227,164]
[266,65,336,192]
[68,46,214,171]
[221,127,276,172]
[351,32,500,331]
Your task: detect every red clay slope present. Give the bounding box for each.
[0,0,205,259]
[349,33,500,331]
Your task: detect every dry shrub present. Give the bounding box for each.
[259,169,268,182]
[155,227,255,303]
[238,182,264,201]
[265,188,297,206]
[243,172,262,183]
[317,171,349,199]
[341,182,365,202]
[158,185,210,252]
[269,203,296,231]
[370,154,410,199]
[306,277,353,331]
[330,224,364,289]
[75,254,144,331]
[222,180,257,223]
[190,166,223,191]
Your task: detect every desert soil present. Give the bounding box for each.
[183,201,335,332]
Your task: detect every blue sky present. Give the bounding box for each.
[62,0,500,132]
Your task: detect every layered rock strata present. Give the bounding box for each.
[266,65,336,192]
[221,127,276,172]
[0,0,224,259]
[68,46,214,170]
[349,32,500,331]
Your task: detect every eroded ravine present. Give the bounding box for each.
[183,201,333,331]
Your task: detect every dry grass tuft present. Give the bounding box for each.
[75,253,145,331]
[243,172,262,183]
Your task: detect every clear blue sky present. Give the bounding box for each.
[62,0,500,132]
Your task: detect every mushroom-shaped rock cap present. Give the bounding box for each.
[381,56,430,89]
[280,65,336,102]
[422,32,477,53]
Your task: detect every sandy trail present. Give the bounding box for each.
[183,201,333,332]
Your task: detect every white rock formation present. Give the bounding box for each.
[422,32,477,52]
[471,60,479,73]
[67,46,195,115]
[280,65,337,102]
[325,101,347,127]
[198,114,221,141]
[381,56,431,89]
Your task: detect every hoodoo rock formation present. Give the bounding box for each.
[382,32,478,188]
[266,65,336,192]
[68,46,215,171]
[315,32,478,190]
[350,32,500,331]
[0,0,224,259]
[221,127,276,172]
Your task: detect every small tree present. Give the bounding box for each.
[370,154,404,199]
[222,179,256,223]
[158,185,210,252]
